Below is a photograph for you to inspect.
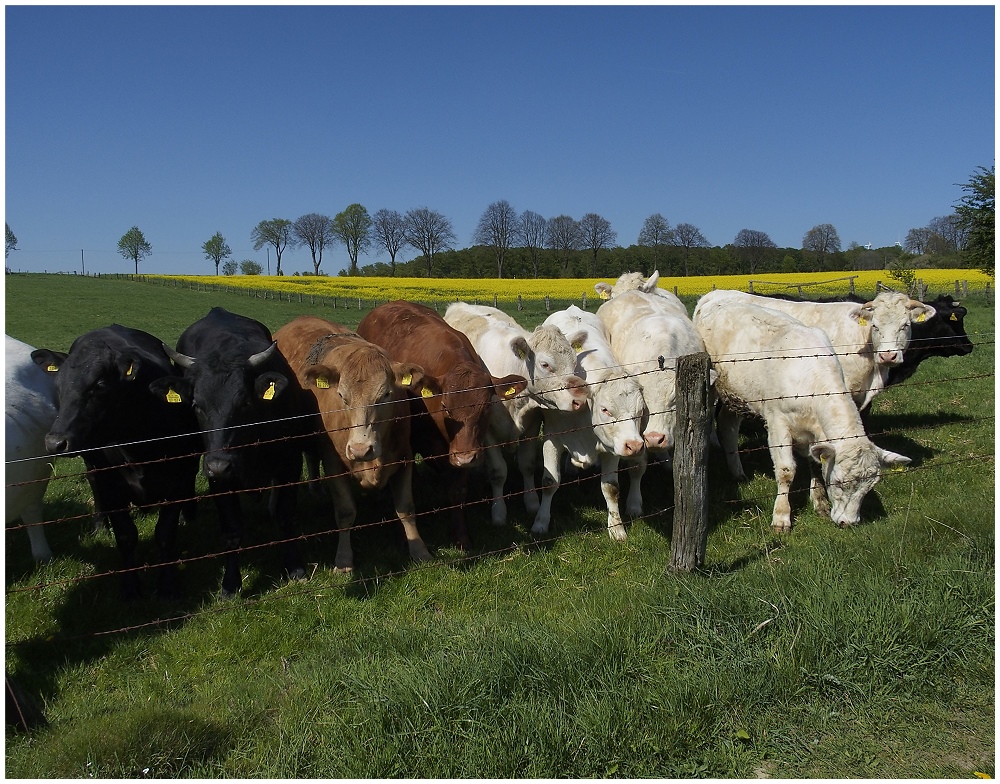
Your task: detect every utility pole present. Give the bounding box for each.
[81,249,85,275]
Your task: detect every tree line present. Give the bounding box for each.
[5,165,992,279]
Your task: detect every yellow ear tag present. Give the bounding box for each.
[262,382,276,401]
[857,317,868,327]
[916,312,926,322]
[46,364,59,373]
[315,377,330,389]
[599,290,610,300]
[166,389,182,403]
[401,372,413,386]
[516,349,526,360]
[572,341,583,353]
[420,387,433,398]
[820,455,827,467]
[949,313,958,321]
[126,363,134,377]
[504,386,518,398]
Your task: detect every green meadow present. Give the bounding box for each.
[5,273,994,778]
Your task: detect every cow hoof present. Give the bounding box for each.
[770,524,792,534]
[333,564,354,574]
[530,520,550,536]
[220,584,241,600]
[287,566,307,582]
[607,523,628,542]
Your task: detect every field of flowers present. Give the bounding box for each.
[153,268,991,303]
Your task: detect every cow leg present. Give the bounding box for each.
[447,468,472,551]
[518,413,543,515]
[326,474,357,573]
[484,443,509,527]
[105,508,142,600]
[808,460,831,519]
[531,437,563,536]
[389,462,432,563]
[624,451,647,519]
[212,491,244,598]
[270,484,306,583]
[20,502,53,564]
[600,452,627,541]
[152,502,183,599]
[717,407,746,480]
[767,422,796,533]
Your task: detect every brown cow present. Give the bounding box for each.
[357,301,527,550]
[274,315,437,572]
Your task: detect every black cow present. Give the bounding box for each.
[31,325,201,599]
[150,307,308,598]
[764,291,974,387]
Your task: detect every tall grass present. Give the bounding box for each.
[5,273,994,777]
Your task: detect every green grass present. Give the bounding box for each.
[5,273,995,778]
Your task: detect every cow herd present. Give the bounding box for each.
[5,272,975,599]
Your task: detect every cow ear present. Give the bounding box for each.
[594,282,613,300]
[510,336,531,361]
[565,329,589,353]
[393,362,426,392]
[303,365,340,391]
[643,270,660,291]
[31,349,66,374]
[849,304,875,327]
[117,354,141,382]
[493,374,527,400]
[149,376,191,405]
[809,443,836,467]
[909,302,936,323]
[255,372,288,402]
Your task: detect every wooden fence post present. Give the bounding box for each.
[669,352,712,573]
[517,294,523,311]
[582,292,587,309]
[544,294,551,311]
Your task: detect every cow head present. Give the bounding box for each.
[913,295,974,357]
[509,325,588,413]
[850,292,936,366]
[589,370,646,459]
[149,341,291,481]
[31,343,148,454]
[595,270,660,300]
[810,440,910,527]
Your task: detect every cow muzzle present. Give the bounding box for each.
[643,431,667,450]
[877,350,904,366]
[450,450,479,468]
[204,453,236,480]
[44,432,71,455]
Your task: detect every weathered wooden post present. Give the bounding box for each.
[517,294,523,311]
[669,352,713,573]
[849,277,856,296]
[963,280,969,298]
[582,292,587,309]
[545,294,551,311]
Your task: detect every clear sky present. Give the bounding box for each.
[4,4,995,277]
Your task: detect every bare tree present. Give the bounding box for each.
[333,204,373,276]
[372,209,408,276]
[637,213,673,269]
[520,210,548,278]
[733,228,777,274]
[117,226,152,275]
[579,213,616,276]
[672,222,710,276]
[293,213,335,275]
[928,214,967,252]
[802,223,841,270]
[474,200,519,278]
[546,214,583,272]
[251,218,293,275]
[405,207,456,276]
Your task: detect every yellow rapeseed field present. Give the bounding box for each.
[156,268,991,303]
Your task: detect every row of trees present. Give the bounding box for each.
[6,165,992,279]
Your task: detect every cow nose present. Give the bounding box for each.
[644,431,667,449]
[44,433,70,454]
[204,454,234,480]
[621,439,644,457]
[451,450,478,467]
[878,350,903,365]
[347,440,379,462]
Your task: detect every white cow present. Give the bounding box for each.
[444,303,589,525]
[597,288,712,459]
[710,290,936,410]
[693,291,911,531]
[595,269,669,301]
[535,306,647,540]
[6,335,59,562]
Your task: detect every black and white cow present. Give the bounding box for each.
[151,307,308,598]
[31,325,201,599]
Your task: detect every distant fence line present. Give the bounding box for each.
[6,269,993,308]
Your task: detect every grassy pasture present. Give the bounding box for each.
[4,273,995,778]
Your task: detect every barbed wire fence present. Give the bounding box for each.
[6,336,995,651]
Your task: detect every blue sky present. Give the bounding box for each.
[4,5,995,277]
